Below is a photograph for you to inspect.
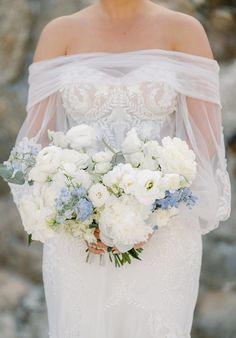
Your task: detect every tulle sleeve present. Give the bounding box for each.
[175,82,231,235]
[8,60,70,207]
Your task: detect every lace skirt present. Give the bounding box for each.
[42,210,202,338]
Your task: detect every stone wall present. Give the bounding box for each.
[0,0,235,337]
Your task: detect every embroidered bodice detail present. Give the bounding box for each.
[59,80,178,150]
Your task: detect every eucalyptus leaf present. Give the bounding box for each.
[0,164,14,181]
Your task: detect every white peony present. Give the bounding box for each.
[121,127,143,154]
[134,169,164,206]
[48,130,69,148]
[98,195,153,252]
[18,184,55,243]
[66,124,97,150]
[158,137,197,183]
[148,207,179,228]
[88,183,110,207]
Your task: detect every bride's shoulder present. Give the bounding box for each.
[167,9,214,59]
[32,8,89,63]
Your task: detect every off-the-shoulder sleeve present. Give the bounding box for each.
[170,55,231,234]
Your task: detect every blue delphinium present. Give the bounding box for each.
[152,187,197,211]
[54,185,94,225]
[74,198,93,221]
[1,137,42,184]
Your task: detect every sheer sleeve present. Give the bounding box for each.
[8,62,70,207]
[175,93,231,234]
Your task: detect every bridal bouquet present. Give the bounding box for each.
[0,124,198,267]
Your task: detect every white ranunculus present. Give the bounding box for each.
[159,137,197,182]
[61,149,89,170]
[159,173,181,193]
[94,161,112,174]
[66,124,97,150]
[98,195,153,252]
[92,150,114,163]
[134,169,164,205]
[124,151,145,167]
[36,146,62,171]
[28,166,49,183]
[148,207,179,228]
[88,183,110,207]
[72,169,92,190]
[48,130,69,148]
[121,127,143,154]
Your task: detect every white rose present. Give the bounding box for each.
[66,124,97,150]
[121,127,143,154]
[92,150,114,163]
[134,169,164,205]
[159,137,197,182]
[94,161,112,174]
[88,183,110,207]
[159,173,181,193]
[148,207,179,228]
[48,130,69,148]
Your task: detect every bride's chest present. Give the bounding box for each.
[58,65,178,124]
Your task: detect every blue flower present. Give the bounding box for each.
[153,188,197,210]
[75,198,93,221]
[71,186,87,198]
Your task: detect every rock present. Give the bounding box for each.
[0,313,17,338]
[0,269,29,311]
[207,8,236,60]
[0,196,43,283]
[0,0,32,85]
[194,289,236,338]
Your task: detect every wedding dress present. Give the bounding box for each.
[9,49,231,338]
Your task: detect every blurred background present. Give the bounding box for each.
[0,0,235,337]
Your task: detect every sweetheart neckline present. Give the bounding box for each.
[30,48,219,67]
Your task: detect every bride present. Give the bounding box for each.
[10,0,231,337]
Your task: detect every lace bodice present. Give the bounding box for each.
[59,79,178,150]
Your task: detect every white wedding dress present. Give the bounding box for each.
[9,49,231,338]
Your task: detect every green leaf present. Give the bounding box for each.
[0,164,13,181]
[8,171,25,185]
[27,234,33,246]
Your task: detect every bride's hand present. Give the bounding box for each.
[86,228,108,255]
[112,232,154,254]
